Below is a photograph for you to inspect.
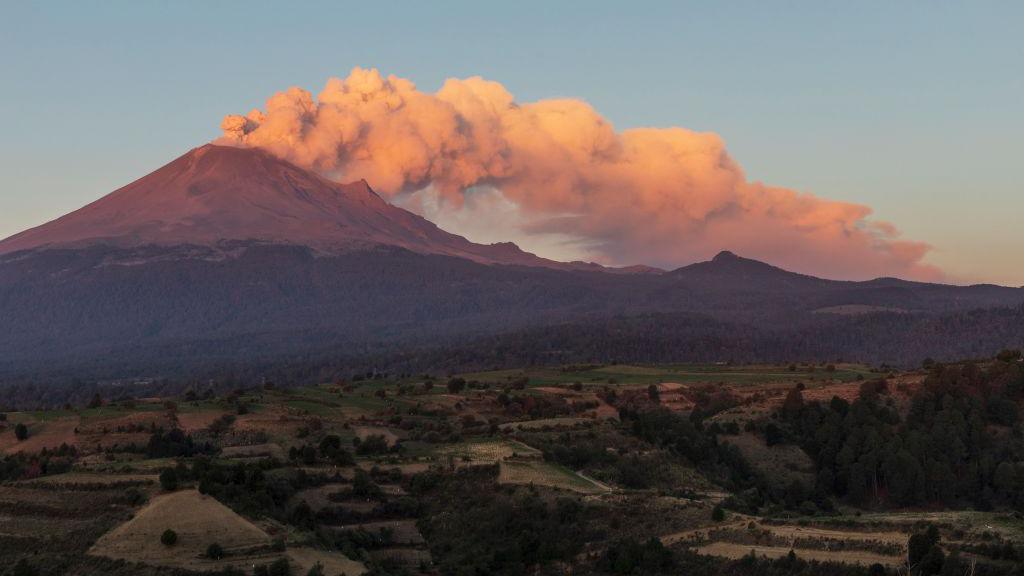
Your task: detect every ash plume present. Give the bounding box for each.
[220,67,939,280]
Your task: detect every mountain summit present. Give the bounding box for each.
[0,144,570,268]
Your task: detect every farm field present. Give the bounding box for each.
[693,541,903,567]
[458,363,877,389]
[498,460,610,494]
[2,357,1023,575]
[440,438,542,463]
[287,547,367,575]
[89,490,275,570]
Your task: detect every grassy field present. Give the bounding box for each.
[287,547,367,575]
[693,541,903,567]
[498,460,610,494]
[458,363,877,389]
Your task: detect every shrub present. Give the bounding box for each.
[123,487,148,506]
[711,504,726,522]
[161,529,178,546]
[447,377,466,393]
[763,422,784,446]
[318,434,342,457]
[206,542,225,559]
[12,559,37,576]
[352,469,383,499]
[647,384,660,402]
[908,525,941,567]
[207,414,236,435]
[159,468,179,491]
[14,423,28,441]
[268,557,291,576]
[254,559,292,576]
[599,537,674,575]
[299,444,317,465]
[354,434,389,456]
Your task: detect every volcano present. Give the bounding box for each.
[0,144,1021,384]
[0,144,575,269]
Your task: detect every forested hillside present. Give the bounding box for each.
[775,352,1024,510]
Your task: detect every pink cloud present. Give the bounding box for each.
[219,67,941,281]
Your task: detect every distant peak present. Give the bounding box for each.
[712,250,740,262]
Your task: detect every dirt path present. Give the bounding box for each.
[575,470,614,492]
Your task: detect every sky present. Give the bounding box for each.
[1,1,1021,285]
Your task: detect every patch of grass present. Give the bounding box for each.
[498,460,607,494]
[284,399,341,417]
[459,363,876,390]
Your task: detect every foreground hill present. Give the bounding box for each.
[0,146,1021,385]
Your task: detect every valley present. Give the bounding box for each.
[3,358,1023,575]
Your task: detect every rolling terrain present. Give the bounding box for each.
[2,356,1023,575]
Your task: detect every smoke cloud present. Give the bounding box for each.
[219,67,939,280]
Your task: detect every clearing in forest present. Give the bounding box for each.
[720,433,816,486]
[498,460,609,494]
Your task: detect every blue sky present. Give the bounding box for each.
[1,1,1021,284]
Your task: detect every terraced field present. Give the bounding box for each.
[693,541,903,567]
[440,439,542,463]
[89,490,275,570]
[3,359,1021,575]
[498,460,610,494]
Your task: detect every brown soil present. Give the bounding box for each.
[89,489,273,569]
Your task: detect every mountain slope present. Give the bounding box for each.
[0,144,1022,381]
[0,144,573,268]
